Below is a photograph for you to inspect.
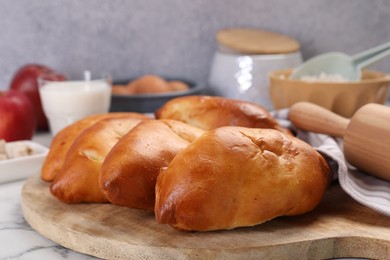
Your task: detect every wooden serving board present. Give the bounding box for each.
[21,173,390,260]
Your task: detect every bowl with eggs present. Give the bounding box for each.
[269,69,390,118]
[110,75,205,113]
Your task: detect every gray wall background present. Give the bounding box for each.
[1,0,390,91]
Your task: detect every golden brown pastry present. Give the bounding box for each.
[155,95,290,134]
[155,126,330,231]
[100,119,204,211]
[50,117,146,203]
[41,112,150,182]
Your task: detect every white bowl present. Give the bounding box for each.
[208,50,302,110]
[0,141,48,183]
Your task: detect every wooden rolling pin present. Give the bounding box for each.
[288,102,390,181]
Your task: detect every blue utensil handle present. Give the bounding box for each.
[352,41,390,69]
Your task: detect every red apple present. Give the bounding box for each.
[0,90,37,142]
[10,64,66,131]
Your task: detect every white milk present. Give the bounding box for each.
[39,80,111,135]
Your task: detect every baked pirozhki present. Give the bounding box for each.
[100,119,204,211]
[50,117,146,203]
[155,126,330,231]
[155,95,290,135]
[41,112,150,182]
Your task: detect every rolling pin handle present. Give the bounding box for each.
[288,102,350,138]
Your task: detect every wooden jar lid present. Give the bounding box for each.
[216,28,300,55]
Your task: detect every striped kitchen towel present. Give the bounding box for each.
[273,109,390,217]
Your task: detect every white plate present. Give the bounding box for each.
[0,140,48,183]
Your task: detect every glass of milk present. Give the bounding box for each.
[38,71,112,136]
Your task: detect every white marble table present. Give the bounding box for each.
[0,179,99,259]
[0,133,97,259]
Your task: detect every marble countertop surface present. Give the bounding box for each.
[0,179,98,259]
[0,133,97,259]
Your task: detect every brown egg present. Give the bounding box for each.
[112,85,136,95]
[112,85,127,95]
[133,75,171,94]
[168,80,190,91]
[126,81,138,94]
